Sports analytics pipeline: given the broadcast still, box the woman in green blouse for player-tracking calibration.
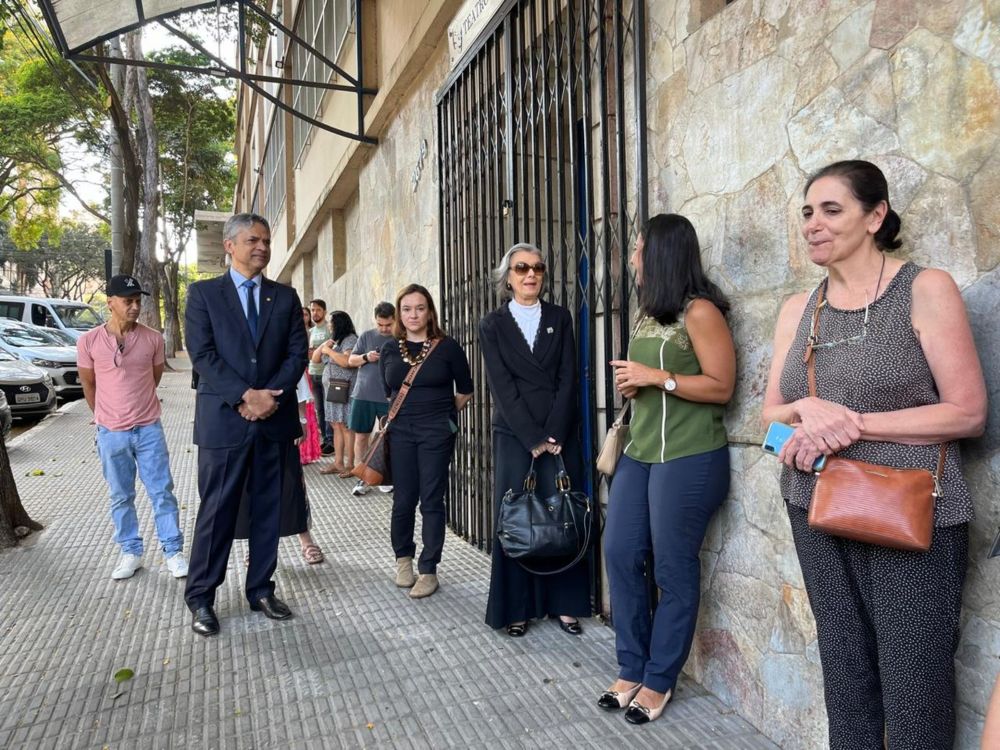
[597,214,736,725]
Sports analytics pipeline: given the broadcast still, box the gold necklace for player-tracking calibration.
[398,337,433,365]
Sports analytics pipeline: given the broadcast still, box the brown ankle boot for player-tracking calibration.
[409,573,439,599]
[395,557,415,588]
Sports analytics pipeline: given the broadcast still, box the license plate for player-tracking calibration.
[14,393,40,403]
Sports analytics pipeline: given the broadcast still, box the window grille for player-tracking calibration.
[291,0,356,166]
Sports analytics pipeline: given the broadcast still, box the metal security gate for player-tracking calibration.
[437,0,648,612]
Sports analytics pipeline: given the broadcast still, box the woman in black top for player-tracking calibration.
[479,243,591,637]
[379,283,473,599]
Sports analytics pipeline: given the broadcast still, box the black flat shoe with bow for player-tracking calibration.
[558,618,582,635]
[506,621,528,637]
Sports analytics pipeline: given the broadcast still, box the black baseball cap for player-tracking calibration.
[107,274,150,297]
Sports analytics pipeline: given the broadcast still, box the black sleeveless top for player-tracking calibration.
[778,262,973,527]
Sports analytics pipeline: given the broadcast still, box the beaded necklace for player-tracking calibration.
[398,337,434,365]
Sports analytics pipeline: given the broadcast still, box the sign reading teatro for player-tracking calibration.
[448,0,506,69]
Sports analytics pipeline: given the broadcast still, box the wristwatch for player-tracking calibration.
[663,373,677,392]
[362,352,369,363]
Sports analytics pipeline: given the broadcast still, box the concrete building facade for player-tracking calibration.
[227,1,1000,746]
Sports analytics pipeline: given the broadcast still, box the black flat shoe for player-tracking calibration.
[598,683,641,710]
[624,689,672,725]
[250,594,293,620]
[506,622,528,637]
[558,618,582,635]
[191,605,219,637]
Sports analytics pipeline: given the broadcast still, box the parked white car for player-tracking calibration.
[0,319,81,397]
[0,295,103,341]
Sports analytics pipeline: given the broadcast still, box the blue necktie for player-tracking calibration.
[243,279,258,339]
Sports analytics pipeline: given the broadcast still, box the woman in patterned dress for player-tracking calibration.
[599,214,736,725]
[313,311,359,477]
[762,160,987,748]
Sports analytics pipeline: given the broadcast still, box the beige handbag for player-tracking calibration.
[596,401,632,477]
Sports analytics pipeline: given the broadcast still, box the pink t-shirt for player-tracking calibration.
[77,323,165,430]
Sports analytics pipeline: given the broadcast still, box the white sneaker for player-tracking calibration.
[351,481,370,496]
[377,485,394,494]
[111,553,143,580]
[165,553,189,578]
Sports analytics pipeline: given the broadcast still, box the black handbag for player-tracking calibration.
[496,455,593,576]
[325,377,350,404]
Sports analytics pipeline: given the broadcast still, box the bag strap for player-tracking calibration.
[385,338,442,425]
[610,399,632,428]
[804,281,947,479]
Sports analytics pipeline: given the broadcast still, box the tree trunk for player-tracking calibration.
[126,31,161,330]
[93,44,141,275]
[158,259,182,357]
[0,432,42,550]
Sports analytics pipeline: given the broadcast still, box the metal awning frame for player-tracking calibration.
[35,0,378,144]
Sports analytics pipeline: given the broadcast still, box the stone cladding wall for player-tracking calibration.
[324,41,449,329]
[644,2,999,747]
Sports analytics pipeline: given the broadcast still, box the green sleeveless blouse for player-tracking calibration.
[623,311,728,463]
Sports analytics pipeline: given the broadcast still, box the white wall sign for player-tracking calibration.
[448,0,506,69]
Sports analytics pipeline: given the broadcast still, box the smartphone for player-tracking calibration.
[762,422,826,471]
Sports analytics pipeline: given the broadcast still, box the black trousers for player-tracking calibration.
[787,504,968,750]
[388,416,456,574]
[309,374,331,444]
[185,428,289,609]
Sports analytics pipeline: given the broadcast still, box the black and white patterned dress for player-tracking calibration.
[776,261,971,749]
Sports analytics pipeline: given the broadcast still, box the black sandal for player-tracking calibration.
[506,622,528,637]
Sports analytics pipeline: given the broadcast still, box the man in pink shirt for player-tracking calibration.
[78,275,187,580]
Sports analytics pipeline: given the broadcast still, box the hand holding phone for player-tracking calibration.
[762,421,827,471]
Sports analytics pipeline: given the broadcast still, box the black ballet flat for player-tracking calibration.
[506,622,528,637]
[558,618,582,635]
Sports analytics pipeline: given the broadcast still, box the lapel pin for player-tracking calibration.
[266,297,271,302]
[546,327,553,334]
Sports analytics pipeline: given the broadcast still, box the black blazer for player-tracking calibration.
[478,301,577,452]
[185,273,308,448]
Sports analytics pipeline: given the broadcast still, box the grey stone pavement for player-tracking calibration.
[0,362,779,749]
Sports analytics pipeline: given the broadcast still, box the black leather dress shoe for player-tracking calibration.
[558,618,583,635]
[191,605,219,637]
[250,594,293,620]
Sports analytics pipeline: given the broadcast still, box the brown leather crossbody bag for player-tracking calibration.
[803,282,944,552]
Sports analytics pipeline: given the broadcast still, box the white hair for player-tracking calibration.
[491,243,546,299]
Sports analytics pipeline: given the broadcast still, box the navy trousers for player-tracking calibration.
[604,447,730,693]
[185,426,289,609]
[388,416,456,574]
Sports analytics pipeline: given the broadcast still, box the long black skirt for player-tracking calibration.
[234,441,310,539]
[484,427,593,629]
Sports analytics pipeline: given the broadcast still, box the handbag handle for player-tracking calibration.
[514,453,593,577]
[385,338,441,426]
[803,280,947,480]
[519,453,575,493]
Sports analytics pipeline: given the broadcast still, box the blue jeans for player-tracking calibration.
[604,447,730,693]
[96,421,183,557]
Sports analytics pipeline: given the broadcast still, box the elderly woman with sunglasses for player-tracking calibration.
[762,160,987,749]
[479,243,591,638]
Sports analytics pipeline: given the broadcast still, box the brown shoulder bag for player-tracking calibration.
[350,339,441,487]
[804,281,944,552]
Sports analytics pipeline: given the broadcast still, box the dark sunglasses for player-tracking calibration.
[510,261,546,276]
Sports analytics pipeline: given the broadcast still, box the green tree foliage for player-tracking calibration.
[0,22,107,247]
[0,220,108,299]
[148,47,235,354]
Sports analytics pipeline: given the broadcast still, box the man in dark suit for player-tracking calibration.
[183,213,308,636]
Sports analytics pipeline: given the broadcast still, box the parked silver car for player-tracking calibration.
[0,319,80,397]
[0,350,56,420]
[0,387,11,439]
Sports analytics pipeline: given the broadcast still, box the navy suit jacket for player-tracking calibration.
[478,301,578,453]
[185,273,308,448]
